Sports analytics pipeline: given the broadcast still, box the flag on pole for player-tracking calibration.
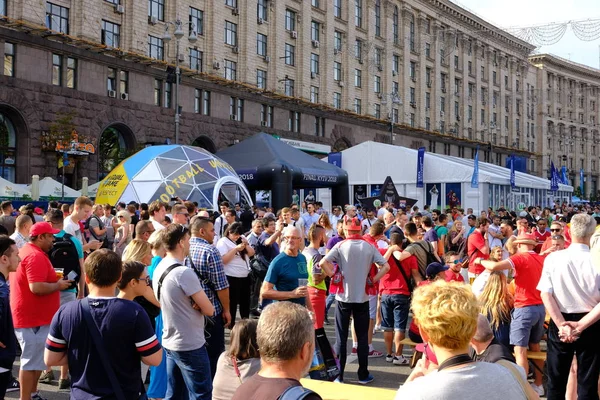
[550,161,559,192]
[471,147,479,188]
[416,147,425,188]
[561,166,568,185]
[580,168,585,195]
[509,155,515,189]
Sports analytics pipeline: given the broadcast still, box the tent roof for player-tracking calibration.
[216,133,347,188]
[0,177,31,197]
[27,177,81,198]
[340,141,572,191]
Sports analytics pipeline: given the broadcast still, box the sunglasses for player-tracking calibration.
[550,228,561,232]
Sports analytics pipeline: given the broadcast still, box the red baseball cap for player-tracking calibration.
[30,222,60,237]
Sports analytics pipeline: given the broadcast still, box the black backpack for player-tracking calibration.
[48,234,80,290]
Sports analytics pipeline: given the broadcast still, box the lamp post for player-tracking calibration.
[163,19,197,144]
[381,92,402,145]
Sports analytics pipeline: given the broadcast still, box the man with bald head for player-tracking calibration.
[470,314,515,364]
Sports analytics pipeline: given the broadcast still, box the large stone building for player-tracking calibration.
[529,54,600,198]
[0,0,592,193]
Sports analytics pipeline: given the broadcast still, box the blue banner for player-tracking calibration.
[328,152,342,168]
[550,161,559,192]
[580,168,584,194]
[509,155,515,189]
[416,147,425,188]
[471,147,479,189]
[561,166,568,185]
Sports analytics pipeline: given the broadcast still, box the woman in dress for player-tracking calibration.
[113,210,132,256]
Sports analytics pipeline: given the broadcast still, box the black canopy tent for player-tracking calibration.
[216,133,349,210]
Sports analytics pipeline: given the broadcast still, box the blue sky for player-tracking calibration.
[452,0,600,69]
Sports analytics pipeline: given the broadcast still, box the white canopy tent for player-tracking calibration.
[339,141,572,212]
[27,177,81,199]
[84,180,102,198]
[0,177,31,198]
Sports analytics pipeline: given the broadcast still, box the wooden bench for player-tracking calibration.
[399,338,418,347]
[301,378,397,400]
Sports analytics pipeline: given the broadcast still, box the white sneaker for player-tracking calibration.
[393,355,409,365]
[530,383,544,397]
[385,354,394,362]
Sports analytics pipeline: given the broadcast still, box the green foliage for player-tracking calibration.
[49,111,77,146]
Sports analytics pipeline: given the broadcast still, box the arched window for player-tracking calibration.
[393,7,399,44]
[98,125,132,181]
[0,113,17,182]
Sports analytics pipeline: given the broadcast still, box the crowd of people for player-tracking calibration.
[0,196,599,400]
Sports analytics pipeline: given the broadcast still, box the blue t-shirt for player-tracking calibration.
[46,298,161,400]
[258,232,280,262]
[264,252,308,306]
[54,230,84,293]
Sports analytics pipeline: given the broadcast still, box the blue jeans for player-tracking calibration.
[165,347,212,400]
[380,294,410,332]
[325,293,336,315]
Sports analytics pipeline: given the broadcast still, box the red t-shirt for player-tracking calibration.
[445,269,465,283]
[507,251,544,308]
[379,250,418,296]
[467,230,487,274]
[533,229,551,253]
[10,243,60,328]
[409,280,432,335]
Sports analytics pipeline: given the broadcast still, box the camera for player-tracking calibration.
[283,223,289,227]
[236,237,243,245]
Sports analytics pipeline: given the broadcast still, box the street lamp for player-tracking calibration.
[163,18,197,144]
[381,92,402,145]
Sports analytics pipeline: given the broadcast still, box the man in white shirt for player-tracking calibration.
[487,215,503,249]
[148,200,167,232]
[64,197,100,253]
[213,201,230,241]
[538,213,600,399]
[301,203,320,236]
[361,209,379,235]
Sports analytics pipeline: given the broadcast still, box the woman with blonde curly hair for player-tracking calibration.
[113,210,132,256]
[479,271,514,348]
[397,281,529,399]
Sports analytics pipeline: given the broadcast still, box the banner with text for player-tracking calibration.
[416,147,425,188]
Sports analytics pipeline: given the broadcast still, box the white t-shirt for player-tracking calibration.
[216,237,250,278]
[64,216,83,244]
[396,362,528,400]
[361,218,378,232]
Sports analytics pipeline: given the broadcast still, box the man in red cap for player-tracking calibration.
[319,215,390,385]
[10,222,73,400]
[476,232,546,397]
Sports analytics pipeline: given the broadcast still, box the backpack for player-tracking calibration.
[48,234,80,290]
[278,386,322,400]
[408,241,439,279]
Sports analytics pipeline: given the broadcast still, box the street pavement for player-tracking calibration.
[6,306,411,399]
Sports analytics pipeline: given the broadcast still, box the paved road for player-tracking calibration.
[6,307,410,399]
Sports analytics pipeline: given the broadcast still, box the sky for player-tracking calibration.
[451,0,600,69]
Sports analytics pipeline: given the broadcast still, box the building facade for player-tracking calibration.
[530,54,600,198]
[0,0,553,189]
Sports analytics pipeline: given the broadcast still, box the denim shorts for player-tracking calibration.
[380,294,411,332]
[510,304,546,347]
